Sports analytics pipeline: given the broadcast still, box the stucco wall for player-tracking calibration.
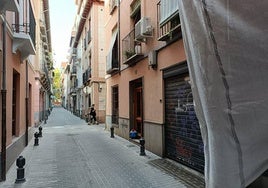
[105,0,187,159]
[144,121,164,157]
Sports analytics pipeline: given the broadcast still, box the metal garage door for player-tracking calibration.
[164,65,204,173]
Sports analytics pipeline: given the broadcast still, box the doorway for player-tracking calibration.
[130,78,143,138]
[12,71,20,137]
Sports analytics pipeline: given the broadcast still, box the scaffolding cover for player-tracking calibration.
[178,1,268,187]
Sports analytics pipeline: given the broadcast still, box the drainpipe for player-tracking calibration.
[25,61,29,146]
[118,0,121,75]
[1,13,7,181]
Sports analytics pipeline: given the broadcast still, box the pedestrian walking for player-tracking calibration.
[88,104,97,124]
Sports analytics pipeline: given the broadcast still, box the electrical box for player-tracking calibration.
[148,50,157,67]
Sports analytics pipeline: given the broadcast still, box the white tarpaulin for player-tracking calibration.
[178,1,268,187]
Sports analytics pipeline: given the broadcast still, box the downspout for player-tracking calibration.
[118,0,121,75]
[1,13,7,181]
[25,61,29,146]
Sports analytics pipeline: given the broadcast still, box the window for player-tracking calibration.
[107,28,119,74]
[130,0,141,25]
[157,0,181,41]
[159,0,179,25]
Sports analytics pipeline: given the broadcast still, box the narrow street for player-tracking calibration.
[0,107,204,188]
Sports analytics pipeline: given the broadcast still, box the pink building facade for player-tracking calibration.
[0,0,52,180]
[105,0,205,174]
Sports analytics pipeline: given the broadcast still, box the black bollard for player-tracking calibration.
[110,127,114,138]
[140,138,146,156]
[34,132,39,146]
[38,126,43,137]
[15,156,26,183]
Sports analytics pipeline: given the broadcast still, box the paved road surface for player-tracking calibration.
[0,107,204,188]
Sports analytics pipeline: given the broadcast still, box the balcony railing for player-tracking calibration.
[71,66,77,77]
[157,0,181,41]
[70,87,77,95]
[40,61,51,91]
[72,48,77,56]
[12,2,36,60]
[83,68,91,84]
[122,29,143,66]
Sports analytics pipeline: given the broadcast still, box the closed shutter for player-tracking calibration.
[164,69,204,173]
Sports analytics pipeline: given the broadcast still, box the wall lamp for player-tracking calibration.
[98,83,102,92]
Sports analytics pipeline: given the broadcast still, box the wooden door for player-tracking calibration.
[133,86,143,138]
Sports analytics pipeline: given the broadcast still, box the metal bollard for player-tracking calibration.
[110,127,114,138]
[140,138,146,156]
[38,126,43,137]
[34,132,39,146]
[15,156,26,183]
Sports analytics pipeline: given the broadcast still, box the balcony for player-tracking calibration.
[83,68,91,85]
[0,0,19,12]
[122,29,143,66]
[71,66,77,77]
[40,62,51,91]
[70,87,77,96]
[72,48,77,57]
[157,0,181,42]
[40,20,46,35]
[12,2,36,60]
[12,24,36,60]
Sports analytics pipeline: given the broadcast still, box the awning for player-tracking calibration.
[106,29,118,71]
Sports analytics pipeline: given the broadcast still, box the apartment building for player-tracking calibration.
[0,0,52,180]
[105,0,205,174]
[64,0,106,122]
[35,0,54,123]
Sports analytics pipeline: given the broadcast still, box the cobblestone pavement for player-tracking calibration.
[0,107,204,188]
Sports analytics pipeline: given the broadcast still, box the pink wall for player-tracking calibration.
[1,22,36,146]
[106,0,187,125]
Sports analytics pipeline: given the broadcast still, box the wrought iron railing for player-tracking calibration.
[122,29,142,63]
[71,66,77,75]
[12,7,36,47]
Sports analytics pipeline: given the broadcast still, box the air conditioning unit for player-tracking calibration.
[135,17,153,42]
[148,50,157,67]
